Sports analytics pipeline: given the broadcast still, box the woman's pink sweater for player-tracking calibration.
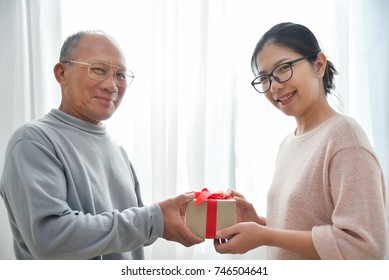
[266,114,387,259]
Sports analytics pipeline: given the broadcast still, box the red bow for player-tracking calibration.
[191,188,231,205]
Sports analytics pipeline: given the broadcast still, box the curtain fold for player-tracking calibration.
[348,0,389,189]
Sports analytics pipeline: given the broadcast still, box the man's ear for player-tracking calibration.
[314,52,327,78]
[53,62,67,85]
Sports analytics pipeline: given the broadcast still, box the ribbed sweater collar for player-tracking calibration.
[291,114,342,142]
[48,109,107,135]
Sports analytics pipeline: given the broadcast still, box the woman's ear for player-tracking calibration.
[314,52,327,78]
[53,62,68,85]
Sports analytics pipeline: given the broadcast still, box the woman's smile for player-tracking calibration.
[275,91,296,106]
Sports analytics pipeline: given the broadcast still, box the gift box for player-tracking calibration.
[185,188,236,238]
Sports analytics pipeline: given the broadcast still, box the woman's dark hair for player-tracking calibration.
[251,22,337,95]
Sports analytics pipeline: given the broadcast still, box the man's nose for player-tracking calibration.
[101,70,119,91]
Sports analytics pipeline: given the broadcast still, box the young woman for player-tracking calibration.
[214,22,387,259]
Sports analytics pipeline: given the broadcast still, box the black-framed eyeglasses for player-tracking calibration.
[251,53,317,94]
[63,60,135,87]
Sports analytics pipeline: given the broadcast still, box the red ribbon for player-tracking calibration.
[189,188,231,238]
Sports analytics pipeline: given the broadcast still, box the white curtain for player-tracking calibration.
[0,0,388,260]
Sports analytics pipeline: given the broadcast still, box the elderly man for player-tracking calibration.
[0,31,203,259]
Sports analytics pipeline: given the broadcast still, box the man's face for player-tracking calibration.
[58,34,127,125]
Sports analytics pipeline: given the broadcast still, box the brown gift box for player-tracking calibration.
[185,198,236,238]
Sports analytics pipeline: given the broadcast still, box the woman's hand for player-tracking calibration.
[214,221,321,259]
[226,189,266,225]
[214,222,266,254]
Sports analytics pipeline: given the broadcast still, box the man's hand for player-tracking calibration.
[158,193,204,247]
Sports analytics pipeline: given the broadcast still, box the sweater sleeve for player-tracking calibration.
[127,160,160,247]
[1,137,163,259]
[312,147,387,259]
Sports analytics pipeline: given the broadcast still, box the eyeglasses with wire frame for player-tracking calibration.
[251,53,317,94]
[63,60,135,87]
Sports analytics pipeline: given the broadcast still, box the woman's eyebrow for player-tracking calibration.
[257,57,292,75]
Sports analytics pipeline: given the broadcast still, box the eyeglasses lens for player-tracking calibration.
[88,62,133,87]
[252,63,293,93]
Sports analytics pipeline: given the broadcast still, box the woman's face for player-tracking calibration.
[255,43,326,118]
